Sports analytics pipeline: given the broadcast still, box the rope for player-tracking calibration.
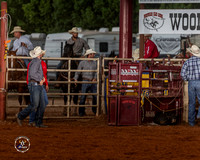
[143,96,183,112]
[60,72,68,80]
[151,82,184,106]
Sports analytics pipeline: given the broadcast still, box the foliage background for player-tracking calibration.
[1,0,200,34]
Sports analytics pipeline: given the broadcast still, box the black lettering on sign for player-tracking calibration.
[170,13,200,31]
[170,13,182,30]
[182,13,188,30]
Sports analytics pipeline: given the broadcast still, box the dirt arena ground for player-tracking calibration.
[1,115,200,160]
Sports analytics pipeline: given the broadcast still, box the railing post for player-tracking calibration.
[0,1,7,120]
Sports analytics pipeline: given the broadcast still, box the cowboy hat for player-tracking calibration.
[68,27,80,34]
[187,45,200,57]
[132,48,139,60]
[10,26,25,34]
[84,49,96,56]
[30,46,46,58]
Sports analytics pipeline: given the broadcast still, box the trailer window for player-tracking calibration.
[99,42,108,52]
[132,37,136,43]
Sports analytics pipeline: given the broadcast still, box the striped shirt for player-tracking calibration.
[67,37,89,56]
[74,60,97,81]
[181,56,200,81]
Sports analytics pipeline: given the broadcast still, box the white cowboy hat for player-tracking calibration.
[84,49,96,56]
[187,45,200,57]
[68,27,80,34]
[132,48,139,60]
[10,26,25,34]
[30,46,46,58]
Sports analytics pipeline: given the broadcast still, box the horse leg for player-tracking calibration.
[63,95,67,116]
[71,85,79,116]
[18,95,23,112]
[63,85,68,116]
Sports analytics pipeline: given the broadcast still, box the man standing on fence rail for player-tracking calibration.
[56,27,90,79]
[16,46,47,128]
[74,49,97,116]
[181,45,200,126]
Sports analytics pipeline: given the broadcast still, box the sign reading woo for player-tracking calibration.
[139,9,200,34]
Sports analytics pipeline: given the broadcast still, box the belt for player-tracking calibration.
[30,80,40,84]
[82,78,92,81]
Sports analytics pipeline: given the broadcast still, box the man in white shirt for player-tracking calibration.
[10,26,34,67]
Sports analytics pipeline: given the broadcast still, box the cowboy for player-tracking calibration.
[74,49,97,116]
[26,49,49,126]
[10,26,34,67]
[67,27,90,57]
[144,34,159,58]
[16,46,47,128]
[56,27,90,79]
[181,45,200,126]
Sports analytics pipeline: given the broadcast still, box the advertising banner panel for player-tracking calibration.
[139,9,200,34]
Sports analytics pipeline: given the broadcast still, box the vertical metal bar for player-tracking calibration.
[0,1,7,120]
[102,57,105,114]
[96,58,100,116]
[5,55,8,115]
[67,59,71,118]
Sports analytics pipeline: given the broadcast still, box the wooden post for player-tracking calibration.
[0,1,7,120]
[119,0,133,58]
[139,4,145,58]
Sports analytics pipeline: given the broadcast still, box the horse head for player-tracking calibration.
[63,42,74,58]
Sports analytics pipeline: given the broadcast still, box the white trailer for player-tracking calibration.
[44,27,138,80]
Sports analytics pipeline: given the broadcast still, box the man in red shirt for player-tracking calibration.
[144,34,159,58]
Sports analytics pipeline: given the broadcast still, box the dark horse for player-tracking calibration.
[56,42,80,115]
[7,51,30,108]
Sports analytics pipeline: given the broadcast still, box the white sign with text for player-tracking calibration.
[139,9,200,34]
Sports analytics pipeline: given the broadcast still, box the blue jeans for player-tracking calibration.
[188,80,200,126]
[29,86,48,123]
[18,82,45,126]
[79,81,97,115]
[23,59,30,67]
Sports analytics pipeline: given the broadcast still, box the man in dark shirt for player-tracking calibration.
[16,46,47,128]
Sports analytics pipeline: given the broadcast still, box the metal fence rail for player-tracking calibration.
[6,56,100,118]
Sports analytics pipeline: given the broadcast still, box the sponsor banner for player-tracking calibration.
[151,34,181,55]
[139,0,200,3]
[139,9,200,34]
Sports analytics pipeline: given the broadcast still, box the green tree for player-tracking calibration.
[22,0,54,33]
[51,0,74,33]
[72,0,120,30]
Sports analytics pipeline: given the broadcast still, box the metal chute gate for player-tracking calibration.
[104,57,187,125]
